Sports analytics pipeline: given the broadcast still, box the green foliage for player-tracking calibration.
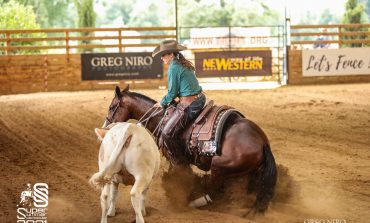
[365,0,370,21]
[96,0,172,45]
[319,9,341,24]
[298,9,341,25]
[342,0,368,47]
[129,3,163,27]
[96,0,172,28]
[0,0,10,4]
[73,0,96,52]
[175,0,282,41]
[358,0,370,21]
[179,0,281,27]
[0,0,46,54]
[96,0,136,26]
[73,0,96,28]
[97,0,281,28]
[16,0,75,28]
[0,0,40,29]
[343,0,367,23]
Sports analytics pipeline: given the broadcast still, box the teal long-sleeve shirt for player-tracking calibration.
[160,60,202,107]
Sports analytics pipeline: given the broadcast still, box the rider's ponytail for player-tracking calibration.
[174,52,195,71]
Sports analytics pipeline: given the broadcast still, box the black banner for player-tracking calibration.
[81,52,163,80]
[194,50,272,77]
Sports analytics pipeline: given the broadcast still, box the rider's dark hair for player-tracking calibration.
[173,52,195,71]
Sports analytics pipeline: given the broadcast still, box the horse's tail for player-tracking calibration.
[89,172,108,190]
[248,143,277,213]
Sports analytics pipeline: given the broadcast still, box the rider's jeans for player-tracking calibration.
[160,94,206,162]
[187,94,206,121]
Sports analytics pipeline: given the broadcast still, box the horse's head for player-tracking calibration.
[102,85,131,128]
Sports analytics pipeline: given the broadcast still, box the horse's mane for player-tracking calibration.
[125,91,157,104]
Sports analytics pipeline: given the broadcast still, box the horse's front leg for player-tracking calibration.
[162,164,196,208]
[188,168,224,208]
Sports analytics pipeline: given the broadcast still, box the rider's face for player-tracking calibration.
[161,53,173,65]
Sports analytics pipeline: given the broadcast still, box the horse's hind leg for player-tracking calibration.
[130,176,150,223]
[100,185,110,223]
[140,187,149,216]
[107,182,119,216]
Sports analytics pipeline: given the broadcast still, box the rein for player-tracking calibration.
[105,102,120,123]
[105,95,169,147]
[138,106,167,140]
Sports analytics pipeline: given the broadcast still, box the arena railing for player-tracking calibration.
[290,23,370,50]
[0,27,177,55]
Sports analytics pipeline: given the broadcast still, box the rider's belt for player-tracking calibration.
[179,92,203,105]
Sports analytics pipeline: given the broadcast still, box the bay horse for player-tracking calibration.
[90,122,160,223]
[103,85,277,213]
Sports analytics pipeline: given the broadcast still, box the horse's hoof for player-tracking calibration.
[189,194,212,208]
[107,208,115,217]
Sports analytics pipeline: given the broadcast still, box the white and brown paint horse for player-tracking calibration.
[89,122,160,223]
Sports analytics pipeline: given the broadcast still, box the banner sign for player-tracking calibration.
[194,50,272,77]
[302,48,370,76]
[81,52,163,80]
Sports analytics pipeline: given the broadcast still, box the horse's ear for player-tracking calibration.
[123,85,130,92]
[115,86,122,97]
[95,128,108,141]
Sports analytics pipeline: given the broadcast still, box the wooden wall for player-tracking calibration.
[2,51,370,95]
[287,50,370,85]
[0,54,166,95]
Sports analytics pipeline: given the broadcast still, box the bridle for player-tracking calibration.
[104,93,179,164]
[105,99,121,124]
[105,96,167,140]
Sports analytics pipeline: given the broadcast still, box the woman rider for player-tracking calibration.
[152,40,206,159]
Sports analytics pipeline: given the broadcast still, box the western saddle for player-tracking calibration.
[182,100,244,157]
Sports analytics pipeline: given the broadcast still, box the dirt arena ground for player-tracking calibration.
[0,83,369,223]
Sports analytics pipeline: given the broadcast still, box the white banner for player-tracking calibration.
[302,48,370,76]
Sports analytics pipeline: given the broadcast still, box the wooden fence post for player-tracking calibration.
[5,33,10,55]
[65,31,70,62]
[338,25,342,48]
[118,30,122,53]
[43,55,48,92]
